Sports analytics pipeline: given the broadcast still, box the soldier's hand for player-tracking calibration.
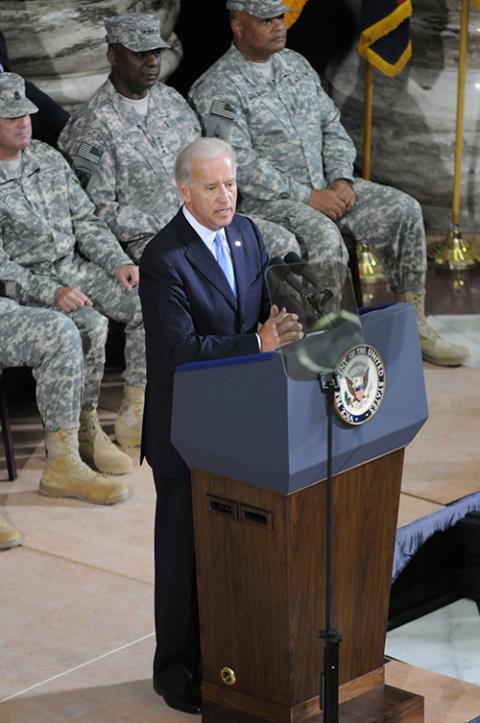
[54,287,92,312]
[308,188,347,220]
[330,180,356,214]
[258,305,303,352]
[115,264,139,291]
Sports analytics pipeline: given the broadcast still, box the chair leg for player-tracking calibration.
[342,233,364,308]
[0,373,17,481]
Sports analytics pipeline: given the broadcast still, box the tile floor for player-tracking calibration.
[386,599,480,686]
[0,378,189,722]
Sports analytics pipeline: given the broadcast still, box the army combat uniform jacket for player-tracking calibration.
[189,45,356,208]
[58,80,201,262]
[0,140,131,306]
[189,45,426,295]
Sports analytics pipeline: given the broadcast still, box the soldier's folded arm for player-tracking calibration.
[0,239,61,306]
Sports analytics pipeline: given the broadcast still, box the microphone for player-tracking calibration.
[268,256,305,296]
[283,252,334,307]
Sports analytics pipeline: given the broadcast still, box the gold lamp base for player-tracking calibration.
[427,226,480,270]
[357,243,385,283]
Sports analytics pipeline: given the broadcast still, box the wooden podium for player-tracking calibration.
[172,304,427,722]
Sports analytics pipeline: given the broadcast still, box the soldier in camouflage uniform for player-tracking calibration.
[58,12,298,264]
[0,298,104,547]
[188,0,468,367]
[0,73,146,506]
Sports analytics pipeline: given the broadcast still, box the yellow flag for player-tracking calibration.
[283,0,309,29]
[473,0,480,9]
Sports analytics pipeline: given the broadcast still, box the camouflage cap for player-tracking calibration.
[0,73,38,118]
[226,0,292,18]
[104,12,171,52]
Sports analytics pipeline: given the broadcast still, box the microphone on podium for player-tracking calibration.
[283,252,333,301]
[268,256,305,296]
[282,252,334,308]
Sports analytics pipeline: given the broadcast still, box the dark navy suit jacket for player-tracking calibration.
[139,208,270,479]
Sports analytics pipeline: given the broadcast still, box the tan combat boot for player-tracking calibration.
[114,385,144,447]
[0,514,22,550]
[39,427,129,505]
[397,291,469,367]
[79,407,132,475]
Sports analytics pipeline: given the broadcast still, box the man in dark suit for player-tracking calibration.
[139,137,302,714]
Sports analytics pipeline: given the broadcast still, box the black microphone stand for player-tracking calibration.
[318,372,342,723]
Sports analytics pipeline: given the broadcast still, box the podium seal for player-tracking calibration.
[334,344,386,425]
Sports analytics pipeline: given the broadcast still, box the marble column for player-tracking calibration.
[325,0,480,232]
[1,0,181,109]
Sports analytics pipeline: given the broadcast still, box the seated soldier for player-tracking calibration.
[0,298,129,551]
[58,12,298,263]
[0,73,146,453]
[189,0,469,367]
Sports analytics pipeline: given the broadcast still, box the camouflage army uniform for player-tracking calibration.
[58,80,200,263]
[0,141,146,404]
[242,214,299,260]
[189,45,426,293]
[0,298,89,431]
[58,79,298,263]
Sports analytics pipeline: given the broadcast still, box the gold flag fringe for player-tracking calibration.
[358,1,412,77]
[283,0,309,29]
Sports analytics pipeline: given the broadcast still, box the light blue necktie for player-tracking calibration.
[213,231,237,298]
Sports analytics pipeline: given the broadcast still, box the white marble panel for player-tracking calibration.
[386,598,480,685]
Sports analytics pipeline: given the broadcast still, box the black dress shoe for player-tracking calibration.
[153,677,201,715]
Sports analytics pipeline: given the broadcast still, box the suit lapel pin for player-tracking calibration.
[234,240,242,247]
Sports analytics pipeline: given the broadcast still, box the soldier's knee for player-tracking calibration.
[306,222,345,258]
[282,228,301,255]
[51,315,83,355]
[128,290,144,324]
[392,189,424,225]
[75,306,109,343]
[409,197,424,224]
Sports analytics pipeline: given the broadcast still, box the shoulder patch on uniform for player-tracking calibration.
[77,142,102,165]
[71,142,103,190]
[210,100,236,120]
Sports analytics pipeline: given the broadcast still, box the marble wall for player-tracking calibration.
[326,0,480,232]
[0,0,181,108]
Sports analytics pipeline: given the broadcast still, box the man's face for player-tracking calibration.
[231,12,287,62]
[0,115,32,160]
[108,44,161,99]
[179,155,238,231]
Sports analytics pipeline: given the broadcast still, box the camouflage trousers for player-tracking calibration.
[57,254,146,405]
[246,215,299,261]
[242,178,427,293]
[0,299,83,431]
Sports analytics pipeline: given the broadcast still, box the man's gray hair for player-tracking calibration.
[175,137,237,184]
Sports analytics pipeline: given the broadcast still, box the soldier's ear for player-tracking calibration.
[230,17,243,40]
[107,46,117,67]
